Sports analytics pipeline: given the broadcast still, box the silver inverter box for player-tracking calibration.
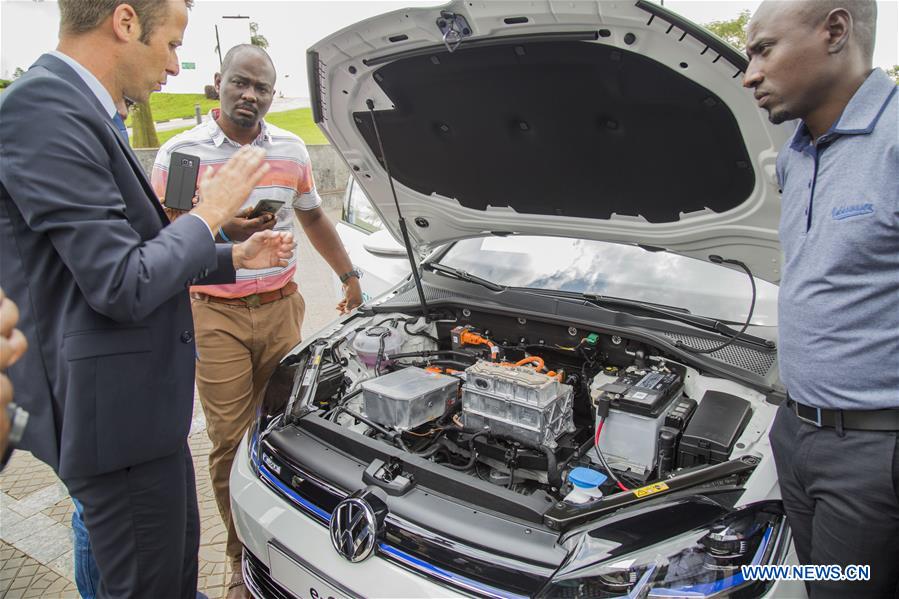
[361,367,459,431]
[461,361,574,449]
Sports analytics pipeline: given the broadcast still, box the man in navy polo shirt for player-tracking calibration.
[745,1,898,596]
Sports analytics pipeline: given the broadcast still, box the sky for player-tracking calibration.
[1,0,896,97]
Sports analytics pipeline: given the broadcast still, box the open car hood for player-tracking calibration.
[308,0,791,282]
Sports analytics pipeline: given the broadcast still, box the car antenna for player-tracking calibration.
[366,98,431,320]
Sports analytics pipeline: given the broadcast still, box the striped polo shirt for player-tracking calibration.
[151,109,321,298]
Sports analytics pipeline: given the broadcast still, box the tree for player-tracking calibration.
[130,101,159,148]
[704,10,751,52]
[887,65,899,85]
[249,22,269,49]
[12,67,25,79]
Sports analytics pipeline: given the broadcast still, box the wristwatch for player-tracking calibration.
[339,268,362,284]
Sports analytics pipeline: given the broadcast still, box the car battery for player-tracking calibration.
[678,391,752,467]
[361,367,459,431]
[461,360,575,449]
[592,369,683,474]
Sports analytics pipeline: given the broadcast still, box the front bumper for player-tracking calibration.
[230,436,464,598]
[231,434,806,599]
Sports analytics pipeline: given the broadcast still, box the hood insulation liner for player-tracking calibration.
[354,40,754,224]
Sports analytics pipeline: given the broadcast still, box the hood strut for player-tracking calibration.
[366,99,430,319]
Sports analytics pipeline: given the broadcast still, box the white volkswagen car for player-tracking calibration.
[333,176,410,302]
[231,2,806,597]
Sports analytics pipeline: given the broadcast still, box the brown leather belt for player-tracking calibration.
[190,281,297,308]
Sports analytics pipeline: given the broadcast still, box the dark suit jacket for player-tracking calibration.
[0,54,235,479]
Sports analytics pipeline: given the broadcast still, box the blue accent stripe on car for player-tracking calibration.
[379,543,529,599]
[259,465,332,522]
[249,431,260,471]
[255,437,528,598]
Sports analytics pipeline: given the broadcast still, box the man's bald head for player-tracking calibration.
[221,44,276,83]
[745,0,878,137]
[750,0,876,63]
[798,0,876,61]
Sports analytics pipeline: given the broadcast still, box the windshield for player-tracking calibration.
[436,236,778,326]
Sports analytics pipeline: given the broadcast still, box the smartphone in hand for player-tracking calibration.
[163,152,200,211]
[247,199,285,219]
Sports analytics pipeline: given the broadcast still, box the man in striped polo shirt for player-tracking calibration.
[152,45,361,598]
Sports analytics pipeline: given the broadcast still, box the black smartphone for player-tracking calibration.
[247,199,285,219]
[163,152,200,211]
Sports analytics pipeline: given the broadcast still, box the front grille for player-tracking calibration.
[257,435,548,598]
[243,548,297,599]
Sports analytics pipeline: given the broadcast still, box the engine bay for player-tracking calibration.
[276,306,769,507]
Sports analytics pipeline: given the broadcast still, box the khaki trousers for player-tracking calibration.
[191,291,304,568]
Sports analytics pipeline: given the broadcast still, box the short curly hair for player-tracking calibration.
[59,1,194,44]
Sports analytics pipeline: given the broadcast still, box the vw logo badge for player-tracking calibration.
[330,497,377,562]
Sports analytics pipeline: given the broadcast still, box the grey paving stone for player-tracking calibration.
[0,502,25,534]
[1,490,25,517]
[13,481,68,518]
[1,513,56,545]
[47,548,76,583]
[12,521,73,563]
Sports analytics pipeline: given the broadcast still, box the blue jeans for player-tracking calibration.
[71,498,100,599]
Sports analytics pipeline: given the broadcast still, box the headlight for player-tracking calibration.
[538,501,789,598]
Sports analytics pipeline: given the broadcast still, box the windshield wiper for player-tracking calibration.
[424,263,504,292]
[523,289,774,349]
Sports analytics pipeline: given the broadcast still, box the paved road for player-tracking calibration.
[0,205,344,598]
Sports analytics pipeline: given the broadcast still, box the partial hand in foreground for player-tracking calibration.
[233,230,295,270]
[0,288,27,369]
[1,287,27,457]
[192,146,269,231]
[221,207,277,242]
[337,277,363,314]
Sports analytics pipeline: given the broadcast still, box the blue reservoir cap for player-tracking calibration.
[569,467,608,489]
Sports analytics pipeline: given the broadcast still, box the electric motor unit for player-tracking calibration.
[461,360,575,449]
[361,367,459,431]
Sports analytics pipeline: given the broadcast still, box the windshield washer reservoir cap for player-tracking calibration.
[569,467,607,489]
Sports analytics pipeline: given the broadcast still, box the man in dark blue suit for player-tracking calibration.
[0,1,294,596]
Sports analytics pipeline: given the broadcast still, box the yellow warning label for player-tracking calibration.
[633,482,669,498]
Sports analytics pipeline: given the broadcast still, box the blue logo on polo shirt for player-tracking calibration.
[831,203,874,220]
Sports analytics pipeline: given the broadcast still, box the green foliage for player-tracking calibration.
[124,93,220,127]
[12,67,25,79]
[0,79,12,89]
[157,108,327,147]
[705,10,751,51]
[887,65,899,85]
[157,125,194,146]
[250,22,269,49]
[264,108,327,144]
